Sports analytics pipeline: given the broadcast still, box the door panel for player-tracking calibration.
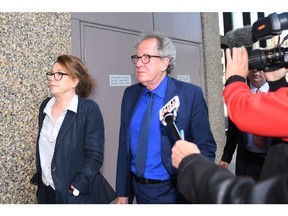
[72,12,153,33]
[173,42,204,89]
[83,24,138,188]
[154,12,202,43]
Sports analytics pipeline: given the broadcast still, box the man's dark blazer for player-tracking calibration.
[34,97,115,204]
[221,117,267,180]
[116,76,216,198]
[221,117,247,176]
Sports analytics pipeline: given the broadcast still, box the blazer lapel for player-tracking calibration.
[161,77,178,174]
[164,77,177,103]
[54,110,76,152]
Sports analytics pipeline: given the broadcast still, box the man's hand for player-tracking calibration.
[218,160,229,169]
[116,196,128,204]
[225,47,249,80]
[265,67,288,82]
[171,140,200,169]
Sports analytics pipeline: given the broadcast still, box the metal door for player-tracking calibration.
[76,21,204,190]
[82,24,139,189]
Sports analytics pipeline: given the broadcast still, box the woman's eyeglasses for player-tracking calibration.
[46,72,69,81]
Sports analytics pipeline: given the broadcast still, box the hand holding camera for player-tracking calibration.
[225,47,249,80]
[226,12,288,73]
[265,67,288,82]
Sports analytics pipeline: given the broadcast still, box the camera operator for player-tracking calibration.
[171,140,288,204]
[170,47,288,203]
[224,47,288,181]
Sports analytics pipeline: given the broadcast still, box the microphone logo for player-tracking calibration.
[159,95,182,140]
[159,95,180,126]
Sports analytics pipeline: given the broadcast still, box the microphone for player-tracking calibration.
[159,96,182,140]
[225,25,254,48]
[163,112,182,140]
[225,12,288,48]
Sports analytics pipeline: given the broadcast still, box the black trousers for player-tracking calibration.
[131,175,187,204]
[37,181,56,204]
[239,150,266,181]
[260,140,288,181]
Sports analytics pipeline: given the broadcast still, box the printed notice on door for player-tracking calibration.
[109,75,131,86]
[177,75,191,83]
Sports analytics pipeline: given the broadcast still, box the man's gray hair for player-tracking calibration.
[134,31,176,74]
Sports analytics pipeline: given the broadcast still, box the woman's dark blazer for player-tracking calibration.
[34,97,114,204]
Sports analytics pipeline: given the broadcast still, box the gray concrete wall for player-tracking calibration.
[201,13,225,163]
[0,12,71,204]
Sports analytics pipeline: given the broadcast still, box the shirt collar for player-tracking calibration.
[250,82,269,93]
[69,94,79,113]
[144,76,168,98]
[44,94,78,114]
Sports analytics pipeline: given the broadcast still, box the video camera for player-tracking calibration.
[249,12,288,72]
[225,12,288,72]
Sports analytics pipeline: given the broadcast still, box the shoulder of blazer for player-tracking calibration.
[125,83,144,94]
[122,83,144,102]
[77,97,101,114]
[39,97,51,112]
[36,97,50,141]
[38,97,51,123]
[169,76,200,90]
[166,76,199,98]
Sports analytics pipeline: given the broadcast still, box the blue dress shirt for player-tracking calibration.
[130,76,170,180]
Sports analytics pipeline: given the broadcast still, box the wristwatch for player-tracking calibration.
[69,186,80,196]
[73,188,80,196]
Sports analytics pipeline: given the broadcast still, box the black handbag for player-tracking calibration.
[30,171,39,186]
[93,172,116,204]
[30,170,116,204]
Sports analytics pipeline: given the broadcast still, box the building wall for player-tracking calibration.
[0,12,71,204]
[0,12,224,204]
[201,13,225,162]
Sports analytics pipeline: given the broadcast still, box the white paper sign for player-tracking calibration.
[177,75,191,83]
[109,75,131,86]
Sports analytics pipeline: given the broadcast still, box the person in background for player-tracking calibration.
[171,140,288,204]
[219,69,272,181]
[115,31,216,204]
[224,47,288,181]
[32,54,115,204]
[170,47,288,204]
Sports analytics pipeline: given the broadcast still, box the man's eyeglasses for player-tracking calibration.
[131,54,162,64]
[46,72,69,81]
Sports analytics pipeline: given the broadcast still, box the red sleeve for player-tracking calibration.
[223,81,288,141]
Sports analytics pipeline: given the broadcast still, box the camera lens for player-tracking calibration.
[248,48,288,72]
